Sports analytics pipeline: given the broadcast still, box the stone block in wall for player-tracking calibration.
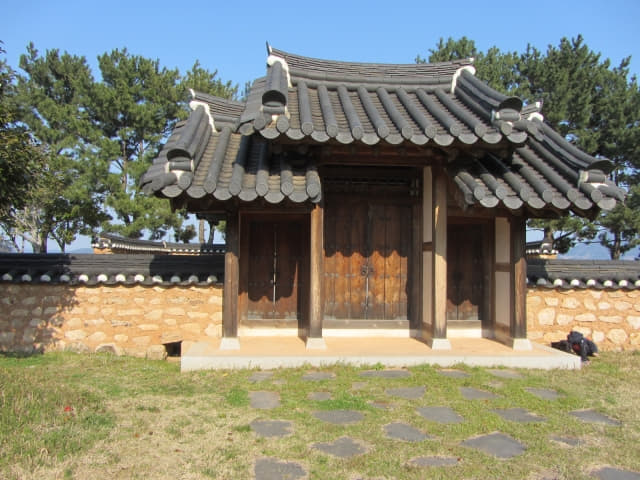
[598,302,611,310]
[132,336,151,346]
[65,329,87,341]
[584,298,596,310]
[545,297,559,306]
[96,343,123,356]
[607,329,628,345]
[138,324,160,331]
[144,310,163,321]
[557,314,573,326]
[593,331,605,343]
[538,308,556,326]
[205,323,221,337]
[572,326,592,337]
[631,333,640,345]
[615,301,632,311]
[146,345,167,361]
[575,313,596,322]
[627,316,640,329]
[182,323,201,335]
[88,332,107,343]
[600,316,623,324]
[161,331,182,344]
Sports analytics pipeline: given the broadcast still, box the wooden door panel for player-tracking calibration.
[447,224,484,321]
[247,220,305,322]
[324,200,410,321]
[248,222,275,319]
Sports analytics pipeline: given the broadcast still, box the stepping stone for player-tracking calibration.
[487,369,524,379]
[550,435,582,447]
[438,369,470,378]
[460,387,499,400]
[492,408,546,423]
[461,432,526,459]
[386,386,425,399]
[416,406,464,424]
[249,371,274,382]
[384,422,431,442]
[313,410,364,425]
[526,387,561,400]
[593,467,640,479]
[369,401,393,410]
[360,369,410,378]
[409,456,460,467]
[302,371,335,381]
[569,409,621,426]
[351,382,368,390]
[249,391,280,409]
[308,391,332,401]
[254,457,306,480]
[312,436,368,458]
[250,419,293,438]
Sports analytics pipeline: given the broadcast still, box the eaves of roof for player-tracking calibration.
[140,46,625,215]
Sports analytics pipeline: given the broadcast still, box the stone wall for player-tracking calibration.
[0,283,223,358]
[3,282,640,357]
[527,287,640,350]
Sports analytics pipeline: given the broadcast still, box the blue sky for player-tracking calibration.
[3,0,639,87]
[2,0,639,257]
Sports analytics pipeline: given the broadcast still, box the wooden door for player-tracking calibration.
[446,224,484,320]
[324,201,410,321]
[247,219,306,323]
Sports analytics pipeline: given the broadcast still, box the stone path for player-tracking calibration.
[249,368,634,479]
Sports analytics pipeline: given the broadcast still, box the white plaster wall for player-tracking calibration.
[495,217,510,263]
[495,271,511,326]
[422,167,432,242]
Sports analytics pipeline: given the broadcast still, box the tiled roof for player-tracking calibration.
[93,233,224,255]
[140,45,624,214]
[527,259,640,289]
[0,254,224,286]
[2,254,638,290]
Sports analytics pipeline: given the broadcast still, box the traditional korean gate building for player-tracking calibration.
[141,46,624,351]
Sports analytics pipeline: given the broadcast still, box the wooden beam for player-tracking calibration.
[431,167,450,348]
[307,202,325,348]
[222,209,239,346]
[410,201,422,331]
[511,216,527,340]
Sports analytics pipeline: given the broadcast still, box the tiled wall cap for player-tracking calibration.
[78,274,89,283]
[553,278,564,287]
[40,274,52,282]
[207,275,217,284]
[570,279,581,287]
[536,278,548,286]
[619,279,629,287]
[152,275,163,284]
[21,274,32,282]
[97,273,108,283]
[115,273,126,283]
[170,275,181,284]
[587,279,597,286]
[188,275,199,284]
[134,274,145,283]
[603,280,614,288]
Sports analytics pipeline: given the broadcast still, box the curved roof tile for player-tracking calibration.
[141,46,625,214]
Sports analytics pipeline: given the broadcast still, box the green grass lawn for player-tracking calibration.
[1,351,639,479]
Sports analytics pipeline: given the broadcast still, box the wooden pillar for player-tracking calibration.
[431,167,451,349]
[307,202,326,349]
[510,216,531,350]
[221,209,240,349]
